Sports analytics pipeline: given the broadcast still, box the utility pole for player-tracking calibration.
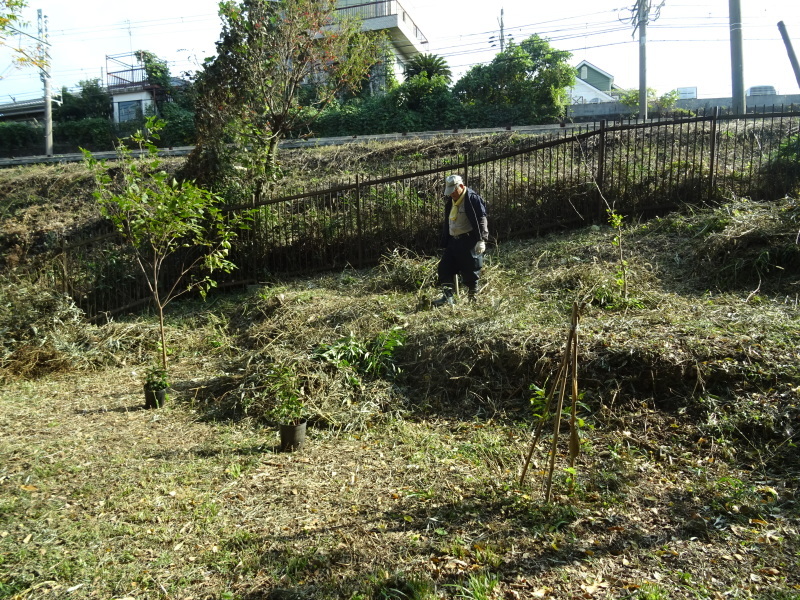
[778,21,800,90]
[490,9,505,52]
[629,1,663,121]
[499,9,505,52]
[729,0,746,114]
[637,1,648,120]
[37,9,53,157]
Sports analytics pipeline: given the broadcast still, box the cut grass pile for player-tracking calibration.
[1,196,799,599]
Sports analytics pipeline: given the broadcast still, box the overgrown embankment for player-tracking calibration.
[2,195,799,436]
[1,194,799,599]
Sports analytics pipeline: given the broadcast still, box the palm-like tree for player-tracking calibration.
[404,53,452,84]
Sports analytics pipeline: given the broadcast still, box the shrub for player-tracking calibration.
[159,102,196,147]
[54,117,115,151]
[0,121,42,156]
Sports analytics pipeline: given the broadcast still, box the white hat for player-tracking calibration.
[444,174,463,195]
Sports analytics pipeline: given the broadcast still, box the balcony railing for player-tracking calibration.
[336,0,428,46]
[107,67,149,91]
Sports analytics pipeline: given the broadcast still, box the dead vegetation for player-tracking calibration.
[1,191,799,599]
[2,127,800,599]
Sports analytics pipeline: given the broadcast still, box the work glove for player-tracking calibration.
[473,241,486,255]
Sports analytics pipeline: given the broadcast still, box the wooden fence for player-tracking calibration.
[47,108,800,319]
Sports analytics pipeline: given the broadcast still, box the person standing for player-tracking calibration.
[432,174,489,306]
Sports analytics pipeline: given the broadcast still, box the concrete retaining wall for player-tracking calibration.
[567,94,800,120]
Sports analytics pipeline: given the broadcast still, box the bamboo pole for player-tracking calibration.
[519,302,582,502]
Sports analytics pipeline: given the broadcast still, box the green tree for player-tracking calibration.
[134,50,170,90]
[653,89,679,113]
[453,35,574,126]
[187,0,384,190]
[390,73,462,130]
[54,79,112,121]
[619,87,679,115]
[125,51,196,146]
[404,53,452,84]
[83,117,248,374]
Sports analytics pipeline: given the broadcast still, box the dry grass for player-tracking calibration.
[1,197,800,599]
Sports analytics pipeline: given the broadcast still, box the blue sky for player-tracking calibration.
[1,0,799,104]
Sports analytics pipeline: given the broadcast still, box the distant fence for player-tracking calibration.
[45,108,800,319]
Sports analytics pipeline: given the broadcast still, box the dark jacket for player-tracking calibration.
[440,187,489,247]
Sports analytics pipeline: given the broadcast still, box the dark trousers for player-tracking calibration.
[437,237,483,291]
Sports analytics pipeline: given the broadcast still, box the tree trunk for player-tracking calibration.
[266,136,280,176]
[158,303,168,371]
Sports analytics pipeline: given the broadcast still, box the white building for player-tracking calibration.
[336,0,428,82]
[106,53,158,124]
[569,60,619,105]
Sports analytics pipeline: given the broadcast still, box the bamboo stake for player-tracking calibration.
[519,302,582,501]
[569,304,581,468]
[544,322,574,503]
[519,338,569,485]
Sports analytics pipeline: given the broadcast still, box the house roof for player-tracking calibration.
[0,98,45,119]
[575,59,615,82]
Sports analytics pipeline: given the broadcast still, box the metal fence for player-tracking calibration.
[227,107,800,275]
[49,108,800,318]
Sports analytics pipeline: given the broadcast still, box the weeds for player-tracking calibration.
[1,195,800,599]
[314,327,405,379]
[446,572,499,600]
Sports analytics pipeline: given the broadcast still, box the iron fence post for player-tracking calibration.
[355,175,363,267]
[597,120,606,219]
[708,107,720,201]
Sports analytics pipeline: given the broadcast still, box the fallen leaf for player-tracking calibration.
[757,486,779,498]
[20,485,38,492]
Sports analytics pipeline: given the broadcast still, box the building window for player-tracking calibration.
[580,66,588,80]
[118,100,143,123]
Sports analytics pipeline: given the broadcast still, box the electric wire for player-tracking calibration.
[2,2,799,102]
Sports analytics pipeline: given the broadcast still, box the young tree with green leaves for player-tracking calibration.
[187,0,384,191]
[453,35,574,126]
[83,117,249,375]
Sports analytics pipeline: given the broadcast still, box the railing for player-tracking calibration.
[336,0,428,45]
[44,108,800,318]
[107,67,148,91]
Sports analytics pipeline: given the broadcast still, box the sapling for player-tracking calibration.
[607,207,629,301]
[83,116,250,375]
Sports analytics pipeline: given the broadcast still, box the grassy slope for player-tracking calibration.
[1,187,800,598]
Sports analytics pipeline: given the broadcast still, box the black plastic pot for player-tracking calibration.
[144,387,168,409]
[279,421,307,452]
